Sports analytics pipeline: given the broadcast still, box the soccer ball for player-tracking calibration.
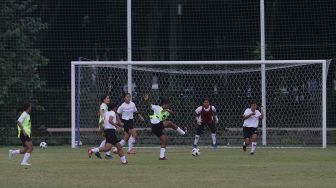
[192,148,200,157]
[39,142,47,149]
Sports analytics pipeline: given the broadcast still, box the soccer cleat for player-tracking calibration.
[88,148,93,158]
[20,162,31,166]
[192,144,198,149]
[105,154,113,159]
[8,150,13,160]
[159,157,167,160]
[250,152,255,155]
[94,152,102,159]
[127,148,136,154]
[242,145,247,152]
[121,161,128,165]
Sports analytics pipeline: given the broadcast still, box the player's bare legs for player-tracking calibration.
[163,121,186,135]
[243,138,250,152]
[250,134,258,155]
[90,142,127,164]
[159,134,168,160]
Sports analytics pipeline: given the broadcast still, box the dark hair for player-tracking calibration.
[203,98,210,103]
[23,103,31,111]
[124,93,131,98]
[100,95,109,103]
[161,98,169,105]
[250,100,258,105]
[108,102,118,111]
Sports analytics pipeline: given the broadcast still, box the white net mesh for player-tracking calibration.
[75,62,324,146]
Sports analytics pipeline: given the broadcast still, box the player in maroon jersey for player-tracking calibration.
[192,99,219,149]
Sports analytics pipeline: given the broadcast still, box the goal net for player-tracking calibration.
[71,60,328,148]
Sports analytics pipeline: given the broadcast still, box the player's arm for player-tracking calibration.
[212,106,219,124]
[133,105,145,121]
[259,106,264,120]
[143,94,154,110]
[17,121,27,136]
[242,113,255,120]
[163,109,176,115]
[242,110,256,120]
[17,114,27,135]
[195,107,202,125]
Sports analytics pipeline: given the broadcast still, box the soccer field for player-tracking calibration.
[1,146,336,188]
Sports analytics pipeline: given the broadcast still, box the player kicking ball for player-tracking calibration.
[114,93,144,154]
[88,103,128,165]
[98,95,113,159]
[8,103,34,166]
[193,99,219,150]
[144,94,187,160]
[242,100,264,155]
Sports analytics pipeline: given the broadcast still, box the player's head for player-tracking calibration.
[107,102,118,111]
[23,102,32,113]
[124,93,131,103]
[161,98,170,109]
[202,98,210,108]
[250,100,258,111]
[101,95,110,104]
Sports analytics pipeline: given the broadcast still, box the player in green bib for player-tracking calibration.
[8,103,34,166]
[144,94,187,160]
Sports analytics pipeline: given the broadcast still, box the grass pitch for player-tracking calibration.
[1,146,336,188]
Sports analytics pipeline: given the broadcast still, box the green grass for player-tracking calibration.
[1,146,336,188]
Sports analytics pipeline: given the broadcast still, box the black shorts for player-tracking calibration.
[122,119,134,133]
[243,127,258,139]
[19,133,31,147]
[196,122,216,135]
[104,129,119,145]
[151,122,165,138]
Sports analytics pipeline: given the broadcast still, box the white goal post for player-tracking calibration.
[71,60,328,148]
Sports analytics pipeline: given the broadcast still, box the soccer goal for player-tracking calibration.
[71,60,329,148]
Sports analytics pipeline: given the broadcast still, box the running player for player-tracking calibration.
[88,103,128,164]
[8,103,34,166]
[144,94,187,160]
[193,99,219,149]
[98,95,113,159]
[115,93,144,154]
[242,100,264,155]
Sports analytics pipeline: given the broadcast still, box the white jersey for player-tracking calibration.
[117,102,137,120]
[243,108,261,128]
[195,106,216,114]
[150,105,170,124]
[17,111,28,124]
[104,111,117,129]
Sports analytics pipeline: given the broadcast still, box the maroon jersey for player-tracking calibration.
[201,106,214,125]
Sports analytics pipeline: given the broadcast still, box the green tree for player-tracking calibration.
[0,0,47,122]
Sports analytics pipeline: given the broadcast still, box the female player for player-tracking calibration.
[88,103,128,164]
[242,100,264,155]
[115,93,144,154]
[193,99,219,149]
[144,94,187,160]
[8,103,34,166]
[98,95,113,159]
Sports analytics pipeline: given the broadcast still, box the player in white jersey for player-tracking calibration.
[114,93,144,154]
[8,103,34,166]
[144,94,187,160]
[88,103,128,165]
[98,95,113,159]
[242,100,264,155]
